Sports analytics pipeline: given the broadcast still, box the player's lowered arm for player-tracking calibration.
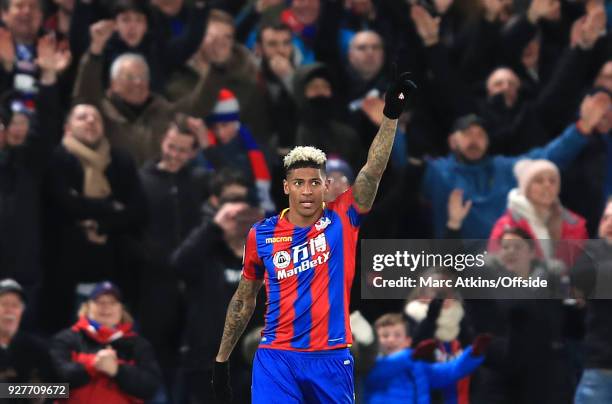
[353,72,416,212]
[215,276,264,362]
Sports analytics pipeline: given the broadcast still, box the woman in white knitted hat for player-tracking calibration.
[489,158,588,268]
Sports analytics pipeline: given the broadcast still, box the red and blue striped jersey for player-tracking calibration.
[242,188,366,351]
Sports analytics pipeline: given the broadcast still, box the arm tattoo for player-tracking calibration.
[354,117,398,211]
[216,277,263,362]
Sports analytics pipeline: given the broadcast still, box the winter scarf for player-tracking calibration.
[72,316,135,345]
[280,8,317,42]
[62,136,111,198]
[207,125,275,214]
[507,188,561,259]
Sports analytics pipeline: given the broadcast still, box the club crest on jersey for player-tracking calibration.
[315,216,331,231]
[273,251,291,269]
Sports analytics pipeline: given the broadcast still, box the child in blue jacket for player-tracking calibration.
[363,313,489,404]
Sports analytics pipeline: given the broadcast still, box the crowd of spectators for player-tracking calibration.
[0,0,611,402]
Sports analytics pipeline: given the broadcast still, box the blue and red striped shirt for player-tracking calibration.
[242,188,365,351]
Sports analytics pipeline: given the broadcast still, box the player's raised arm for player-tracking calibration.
[353,72,416,212]
[213,276,263,400]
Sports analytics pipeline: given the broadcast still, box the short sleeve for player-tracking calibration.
[328,187,366,229]
[242,227,265,280]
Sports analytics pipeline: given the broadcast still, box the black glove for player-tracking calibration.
[383,71,417,119]
[212,361,232,403]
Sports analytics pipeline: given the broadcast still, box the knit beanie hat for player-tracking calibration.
[206,88,240,124]
[513,159,560,196]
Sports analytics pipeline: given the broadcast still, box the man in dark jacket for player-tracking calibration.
[172,196,263,403]
[0,278,57,399]
[293,62,365,170]
[45,103,147,332]
[138,113,209,393]
[254,22,299,155]
[572,198,612,404]
[0,45,68,330]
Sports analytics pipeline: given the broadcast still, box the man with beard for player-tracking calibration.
[293,62,365,170]
[255,22,299,155]
[419,89,611,239]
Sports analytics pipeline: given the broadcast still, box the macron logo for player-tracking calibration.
[266,236,292,244]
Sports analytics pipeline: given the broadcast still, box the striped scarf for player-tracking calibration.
[207,125,276,215]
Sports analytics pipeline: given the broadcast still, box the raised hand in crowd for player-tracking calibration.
[186,116,209,149]
[577,91,612,135]
[361,96,385,126]
[410,4,440,47]
[481,0,512,23]
[256,0,284,13]
[36,34,72,84]
[527,0,561,25]
[0,27,15,72]
[269,54,294,80]
[214,202,253,238]
[433,0,454,15]
[89,20,116,56]
[447,188,472,231]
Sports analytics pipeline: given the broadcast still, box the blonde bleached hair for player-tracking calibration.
[283,146,327,171]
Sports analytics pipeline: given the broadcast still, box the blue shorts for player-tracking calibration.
[252,347,355,404]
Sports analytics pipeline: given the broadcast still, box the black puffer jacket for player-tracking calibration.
[50,317,161,403]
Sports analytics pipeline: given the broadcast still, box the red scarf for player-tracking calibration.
[72,316,136,345]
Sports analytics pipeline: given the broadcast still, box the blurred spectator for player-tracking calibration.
[201,88,276,215]
[0,279,57,386]
[44,0,74,38]
[469,228,578,404]
[341,30,388,145]
[172,199,263,403]
[254,22,299,154]
[293,62,365,170]
[72,46,212,166]
[0,39,67,328]
[404,290,474,404]
[561,84,612,236]
[410,2,606,155]
[338,0,391,58]
[45,102,146,330]
[69,0,207,91]
[573,198,612,403]
[201,167,251,223]
[138,112,209,395]
[165,9,271,143]
[420,90,610,238]
[3,1,75,105]
[489,159,588,268]
[50,281,162,403]
[325,157,353,202]
[362,313,486,404]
